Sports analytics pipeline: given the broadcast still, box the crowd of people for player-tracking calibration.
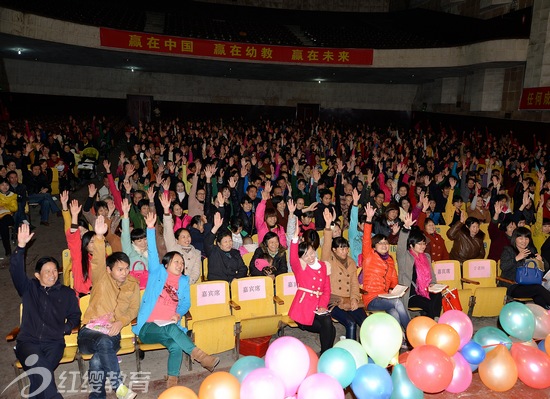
[5,113,550,398]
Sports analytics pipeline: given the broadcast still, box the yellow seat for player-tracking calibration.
[479,223,491,259]
[50,167,60,195]
[76,295,136,379]
[185,280,238,369]
[250,234,258,243]
[462,259,507,317]
[432,260,472,313]
[342,228,349,240]
[62,248,73,288]
[6,304,81,394]
[230,276,282,346]
[274,273,298,335]
[242,251,254,270]
[202,258,208,281]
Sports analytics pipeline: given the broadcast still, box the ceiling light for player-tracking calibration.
[130,67,135,72]
[17,49,21,55]
[318,80,321,84]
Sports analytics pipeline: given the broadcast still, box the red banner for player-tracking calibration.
[99,27,373,66]
[519,86,550,110]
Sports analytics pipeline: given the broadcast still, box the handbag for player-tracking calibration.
[515,259,543,285]
[442,288,462,312]
[130,261,149,290]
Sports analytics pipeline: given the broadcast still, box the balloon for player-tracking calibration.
[397,351,410,366]
[546,333,550,355]
[473,326,512,352]
[499,301,535,341]
[405,345,453,393]
[509,336,538,348]
[445,352,472,393]
[360,312,402,367]
[460,340,485,365]
[229,356,264,383]
[304,345,319,377]
[159,386,198,399]
[317,347,356,388]
[240,367,285,399]
[297,373,344,399]
[426,323,460,356]
[198,371,240,399]
[334,339,369,368]
[351,364,393,399]
[469,362,478,372]
[265,336,309,397]
[537,338,546,353]
[510,343,550,389]
[478,345,517,392]
[405,316,436,348]
[438,309,474,350]
[390,364,423,399]
[526,303,550,340]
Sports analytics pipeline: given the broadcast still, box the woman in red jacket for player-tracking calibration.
[362,203,410,330]
[288,205,335,354]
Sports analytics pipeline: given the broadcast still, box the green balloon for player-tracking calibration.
[499,302,535,341]
[473,326,512,352]
[391,364,424,399]
[360,313,402,367]
[334,339,369,368]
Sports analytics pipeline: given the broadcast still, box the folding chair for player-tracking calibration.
[432,260,472,313]
[185,280,238,369]
[461,259,507,317]
[273,273,298,335]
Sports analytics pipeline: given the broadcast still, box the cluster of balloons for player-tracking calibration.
[158,304,550,399]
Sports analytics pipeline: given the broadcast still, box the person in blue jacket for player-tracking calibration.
[133,212,219,389]
[10,224,81,399]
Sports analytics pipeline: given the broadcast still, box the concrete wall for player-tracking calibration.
[3,58,418,110]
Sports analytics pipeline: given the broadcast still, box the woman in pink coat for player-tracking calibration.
[288,204,335,354]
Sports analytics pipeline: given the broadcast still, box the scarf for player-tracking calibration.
[409,249,431,299]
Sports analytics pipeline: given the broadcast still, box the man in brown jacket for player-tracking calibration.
[77,216,140,399]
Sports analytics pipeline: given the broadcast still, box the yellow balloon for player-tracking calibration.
[406,316,437,348]
[199,372,240,399]
[426,323,460,356]
[478,344,518,392]
[159,386,198,399]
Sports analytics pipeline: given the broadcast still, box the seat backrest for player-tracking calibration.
[274,273,297,316]
[242,251,254,269]
[462,259,497,289]
[62,248,73,288]
[432,260,462,290]
[230,276,276,319]
[202,258,208,281]
[189,280,232,324]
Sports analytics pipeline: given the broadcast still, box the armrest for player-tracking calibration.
[71,326,80,334]
[131,318,137,326]
[273,295,285,305]
[6,326,20,342]
[184,311,192,322]
[229,300,241,311]
[460,278,480,285]
[495,276,515,285]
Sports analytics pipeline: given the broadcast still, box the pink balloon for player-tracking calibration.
[438,310,474,350]
[265,337,309,397]
[297,373,344,399]
[526,304,550,340]
[511,343,550,389]
[240,368,285,399]
[445,352,472,393]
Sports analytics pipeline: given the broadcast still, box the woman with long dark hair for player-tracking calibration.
[499,227,550,309]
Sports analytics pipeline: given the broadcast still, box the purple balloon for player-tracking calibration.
[297,373,344,399]
[446,352,473,393]
[241,367,285,399]
[265,336,309,397]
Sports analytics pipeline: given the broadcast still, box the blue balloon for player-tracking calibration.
[460,340,486,365]
[229,356,265,383]
[351,364,393,399]
[318,347,357,388]
[538,339,547,353]
[390,364,423,399]
[469,362,478,372]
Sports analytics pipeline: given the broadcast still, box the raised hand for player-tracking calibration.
[161,177,170,192]
[365,202,376,221]
[287,198,296,214]
[123,180,132,194]
[147,186,155,202]
[121,198,131,217]
[213,212,223,229]
[69,199,81,218]
[17,223,34,248]
[323,208,332,229]
[103,159,111,173]
[94,215,108,236]
[60,190,69,210]
[390,223,401,235]
[159,192,171,212]
[228,175,238,189]
[403,212,415,229]
[460,210,466,224]
[88,183,97,198]
[216,192,224,207]
[145,211,157,229]
[352,188,360,206]
[125,164,136,179]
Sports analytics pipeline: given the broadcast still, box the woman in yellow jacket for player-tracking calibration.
[0,178,17,257]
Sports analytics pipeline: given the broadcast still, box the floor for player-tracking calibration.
[0,185,549,398]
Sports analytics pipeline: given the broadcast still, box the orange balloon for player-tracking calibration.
[159,386,198,399]
[546,333,550,355]
[478,344,518,392]
[406,316,437,348]
[426,323,460,356]
[198,372,240,399]
[511,343,550,389]
[304,345,319,377]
